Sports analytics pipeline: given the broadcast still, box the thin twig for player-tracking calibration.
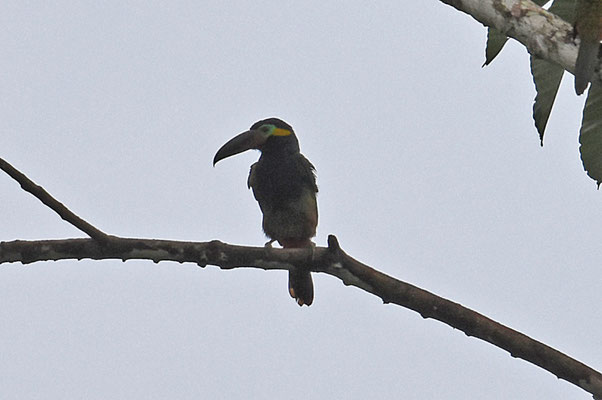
[0,158,111,243]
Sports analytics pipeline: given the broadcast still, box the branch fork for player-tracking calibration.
[1,157,601,399]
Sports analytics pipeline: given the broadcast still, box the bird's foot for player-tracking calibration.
[264,239,276,248]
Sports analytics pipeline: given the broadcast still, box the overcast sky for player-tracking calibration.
[1,2,600,399]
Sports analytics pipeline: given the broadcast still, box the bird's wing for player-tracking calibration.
[247,162,257,190]
[297,155,318,194]
[247,162,266,207]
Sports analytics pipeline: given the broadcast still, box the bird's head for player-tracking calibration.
[213,118,299,165]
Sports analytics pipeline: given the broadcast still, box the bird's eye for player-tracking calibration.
[261,126,269,132]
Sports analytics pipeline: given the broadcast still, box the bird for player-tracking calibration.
[213,118,318,306]
[574,0,602,95]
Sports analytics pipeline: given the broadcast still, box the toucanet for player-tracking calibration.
[214,118,318,306]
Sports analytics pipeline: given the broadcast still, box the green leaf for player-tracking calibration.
[579,83,602,187]
[483,28,508,66]
[530,56,564,145]
[528,0,573,146]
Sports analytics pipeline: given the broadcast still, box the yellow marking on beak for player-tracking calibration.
[272,128,292,137]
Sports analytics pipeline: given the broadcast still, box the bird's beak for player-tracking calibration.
[213,129,267,166]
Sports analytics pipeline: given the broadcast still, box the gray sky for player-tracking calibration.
[1,2,600,399]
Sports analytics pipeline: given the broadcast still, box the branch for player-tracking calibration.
[440,0,601,85]
[0,235,601,398]
[2,159,601,398]
[0,158,111,243]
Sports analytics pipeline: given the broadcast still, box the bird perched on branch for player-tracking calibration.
[574,0,602,95]
[213,118,318,306]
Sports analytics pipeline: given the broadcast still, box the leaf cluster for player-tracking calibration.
[485,0,602,186]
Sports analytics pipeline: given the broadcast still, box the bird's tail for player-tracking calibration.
[288,268,314,307]
[281,238,314,306]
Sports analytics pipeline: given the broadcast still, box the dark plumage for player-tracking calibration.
[213,118,318,306]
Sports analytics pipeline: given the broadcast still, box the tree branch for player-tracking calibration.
[0,235,601,398]
[0,158,111,243]
[2,158,601,398]
[440,0,600,85]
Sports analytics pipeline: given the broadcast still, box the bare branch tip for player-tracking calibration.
[1,157,111,243]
